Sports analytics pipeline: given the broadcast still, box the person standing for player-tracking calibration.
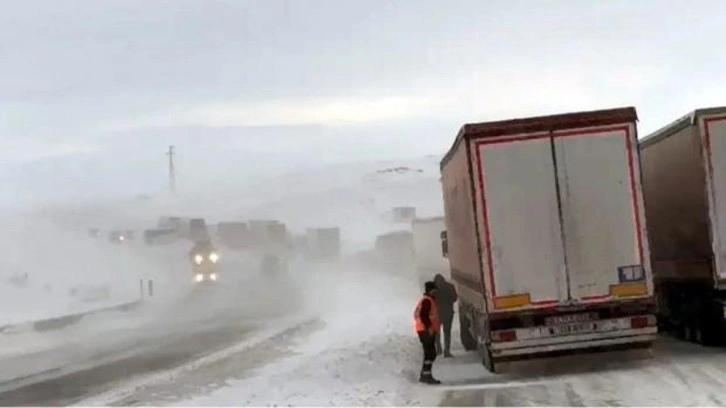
[413,281,441,384]
[434,273,458,358]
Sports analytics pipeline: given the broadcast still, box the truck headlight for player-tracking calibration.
[195,273,204,282]
[194,254,203,264]
[210,273,217,281]
[209,252,219,263]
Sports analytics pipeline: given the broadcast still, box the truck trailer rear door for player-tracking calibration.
[476,136,569,309]
[553,125,649,302]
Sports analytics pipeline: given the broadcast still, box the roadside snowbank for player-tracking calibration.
[0,305,152,360]
[0,216,181,326]
[0,285,135,328]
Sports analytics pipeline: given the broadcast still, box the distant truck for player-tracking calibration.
[411,216,449,286]
[640,107,726,345]
[108,230,133,243]
[143,228,177,245]
[189,218,209,242]
[248,220,281,247]
[157,216,182,231]
[217,221,249,249]
[441,107,656,372]
[306,227,341,260]
[392,206,417,223]
[267,223,288,247]
[374,230,414,269]
[246,220,291,272]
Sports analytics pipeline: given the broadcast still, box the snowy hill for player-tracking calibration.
[238,155,443,252]
[0,217,169,326]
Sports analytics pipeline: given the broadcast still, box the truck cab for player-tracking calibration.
[189,240,220,283]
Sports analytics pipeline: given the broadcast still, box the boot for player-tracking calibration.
[444,350,453,358]
[419,374,442,385]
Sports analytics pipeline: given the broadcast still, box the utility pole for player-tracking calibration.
[167,145,176,194]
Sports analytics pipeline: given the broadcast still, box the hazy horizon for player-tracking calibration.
[3,0,725,206]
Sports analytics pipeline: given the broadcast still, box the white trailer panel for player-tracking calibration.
[470,123,650,312]
[554,125,651,302]
[475,136,568,309]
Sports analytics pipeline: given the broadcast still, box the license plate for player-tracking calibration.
[552,322,597,336]
[545,312,598,326]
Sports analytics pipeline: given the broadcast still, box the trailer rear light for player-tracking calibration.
[492,330,517,342]
[630,316,650,329]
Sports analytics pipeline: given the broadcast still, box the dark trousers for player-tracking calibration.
[417,331,437,378]
[436,316,453,355]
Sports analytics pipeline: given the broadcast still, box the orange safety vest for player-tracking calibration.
[413,295,441,333]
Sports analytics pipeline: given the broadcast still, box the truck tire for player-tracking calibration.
[471,310,496,373]
[684,323,694,343]
[480,343,496,373]
[459,305,477,351]
[695,324,704,345]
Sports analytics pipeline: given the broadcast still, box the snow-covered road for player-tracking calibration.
[94,282,726,407]
[0,304,315,406]
[0,262,316,406]
[172,327,726,407]
[436,336,726,406]
[5,261,726,406]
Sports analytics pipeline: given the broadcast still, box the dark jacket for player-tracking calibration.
[434,274,457,319]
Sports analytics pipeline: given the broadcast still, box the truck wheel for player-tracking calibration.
[672,320,686,340]
[459,308,477,351]
[695,325,705,345]
[479,343,496,373]
[684,324,693,342]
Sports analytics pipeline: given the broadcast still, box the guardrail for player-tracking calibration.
[0,278,158,335]
[0,299,143,335]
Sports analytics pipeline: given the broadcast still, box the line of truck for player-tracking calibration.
[439,106,726,372]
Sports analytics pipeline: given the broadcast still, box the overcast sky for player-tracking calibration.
[2,0,726,205]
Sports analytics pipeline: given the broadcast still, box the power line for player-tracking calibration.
[167,145,176,194]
